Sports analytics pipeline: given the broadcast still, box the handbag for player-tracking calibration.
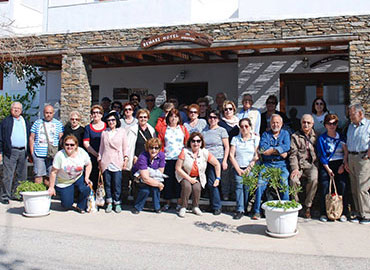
[43,121,58,159]
[95,171,106,207]
[87,184,97,213]
[325,176,343,220]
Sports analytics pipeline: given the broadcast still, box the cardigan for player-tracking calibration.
[98,127,128,172]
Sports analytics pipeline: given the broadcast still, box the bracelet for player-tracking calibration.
[215,177,221,181]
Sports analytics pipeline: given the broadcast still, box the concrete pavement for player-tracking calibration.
[0,200,369,269]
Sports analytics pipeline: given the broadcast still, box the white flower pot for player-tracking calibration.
[21,191,51,217]
[262,200,302,238]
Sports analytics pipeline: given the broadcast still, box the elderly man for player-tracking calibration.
[346,104,370,225]
[0,102,31,204]
[30,105,63,184]
[289,114,318,218]
[237,93,261,134]
[252,114,290,219]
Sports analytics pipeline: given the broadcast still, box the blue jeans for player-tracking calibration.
[55,174,90,211]
[234,169,250,213]
[103,170,122,205]
[134,184,161,211]
[253,163,290,214]
[163,160,181,200]
[206,159,222,210]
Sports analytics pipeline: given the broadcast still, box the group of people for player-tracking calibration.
[0,92,369,224]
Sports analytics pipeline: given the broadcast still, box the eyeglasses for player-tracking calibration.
[240,125,250,129]
[146,99,155,102]
[189,110,198,114]
[139,116,148,119]
[149,146,160,150]
[70,118,79,121]
[224,107,233,112]
[124,108,133,111]
[92,111,102,115]
[107,118,116,122]
[191,139,202,143]
[266,101,276,105]
[208,116,218,119]
[65,143,75,147]
[327,121,338,126]
[315,102,324,106]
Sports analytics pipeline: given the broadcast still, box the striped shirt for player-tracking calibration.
[31,118,64,157]
[346,117,370,152]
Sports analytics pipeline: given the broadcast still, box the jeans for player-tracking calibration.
[1,149,27,201]
[89,155,99,191]
[206,159,222,210]
[163,160,181,200]
[253,163,290,214]
[134,184,161,211]
[55,174,90,210]
[319,160,349,216]
[234,169,250,213]
[103,169,122,205]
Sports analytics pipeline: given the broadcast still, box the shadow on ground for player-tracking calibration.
[236,224,267,235]
[194,221,240,234]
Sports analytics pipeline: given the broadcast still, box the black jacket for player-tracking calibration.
[0,115,31,158]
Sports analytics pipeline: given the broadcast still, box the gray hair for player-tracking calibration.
[271,113,283,123]
[69,111,81,119]
[11,101,22,110]
[301,114,314,124]
[348,103,365,114]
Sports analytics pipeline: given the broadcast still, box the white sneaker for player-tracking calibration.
[178,207,186,218]
[192,207,202,216]
[339,215,347,222]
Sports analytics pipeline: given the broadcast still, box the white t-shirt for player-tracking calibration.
[53,147,91,188]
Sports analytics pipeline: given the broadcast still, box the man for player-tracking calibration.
[145,94,162,128]
[167,95,188,122]
[101,97,111,118]
[289,114,318,218]
[0,102,31,204]
[214,92,227,113]
[129,93,141,117]
[253,114,290,219]
[237,94,261,134]
[346,104,370,224]
[29,105,63,184]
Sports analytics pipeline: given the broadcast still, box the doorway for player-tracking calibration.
[165,82,208,105]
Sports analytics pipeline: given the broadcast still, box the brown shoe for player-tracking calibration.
[304,207,311,219]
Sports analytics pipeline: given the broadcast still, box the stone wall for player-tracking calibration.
[1,15,370,119]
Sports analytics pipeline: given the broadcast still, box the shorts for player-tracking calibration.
[32,153,53,177]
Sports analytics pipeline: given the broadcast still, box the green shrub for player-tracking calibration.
[16,181,47,197]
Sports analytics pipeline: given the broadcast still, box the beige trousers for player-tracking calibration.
[290,165,318,208]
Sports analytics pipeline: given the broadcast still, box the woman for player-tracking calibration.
[158,108,189,211]
[229,118,260,220]
[260,95,290,135]
[317,113,349,222]
[121,102,138,130]
[312,97,329,136]
[131,138,165,214]
[175,132,221,218]
[48,135,92,213]
[61,111,85,148]
[98,111,129,213]
[218,100,239,201]
[83,105,106,191]
[184,104,207,134]
[155,102,174,133]
[202,110,229,215]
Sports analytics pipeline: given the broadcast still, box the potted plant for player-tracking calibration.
[15,181,51,217]
[243,166,302,238]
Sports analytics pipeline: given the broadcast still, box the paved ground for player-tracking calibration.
[0,200,369,270]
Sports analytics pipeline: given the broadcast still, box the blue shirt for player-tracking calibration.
[11,117,26,147]
[231,133,260,168]
[346,117,370,152]
[259,129,290,164]
[30,118,64,157]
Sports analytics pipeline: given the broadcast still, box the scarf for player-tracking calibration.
[221,115,239,127]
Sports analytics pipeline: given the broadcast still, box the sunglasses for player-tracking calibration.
[224,107,233,112]
[139,116,148,119]
[92,111,102,115]
[240,125,250,129]
[107,118,116,122]
[266,101,276,105]
[149,146,160,150]
[191,139,202,143]
[124,108,133,111]
[327,121,338,126]
[146,99,155,102]
[70,118,79,121]
[315,102,324,106]
[65,143,75,147]
[189,110,198,114]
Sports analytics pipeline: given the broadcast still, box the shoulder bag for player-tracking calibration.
[95,171,106,207]
[43,121,58,159]
[325,176,343,220]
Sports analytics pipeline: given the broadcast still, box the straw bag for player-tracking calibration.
[95,171,106,207]
[325,176,343,220]
[87,184,97,213]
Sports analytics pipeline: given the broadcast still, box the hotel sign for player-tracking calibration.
[141,30,213,49]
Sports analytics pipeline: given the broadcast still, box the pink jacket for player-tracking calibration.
[98,127,128,173]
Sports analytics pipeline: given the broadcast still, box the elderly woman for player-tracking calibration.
[121,102,138,130]
[184,104,207,134]
[312,97,329,136]
[260,95,290,135]
[48,135,92,213]
[83,105,106,191]
[61,111,85,148]
[175,132,221,218]
[131,138,165,214]
[158,108,189,211]
[98,111,129,213]
[317,113,349,222]
[229,118,260,219]
[202,110,229,215]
